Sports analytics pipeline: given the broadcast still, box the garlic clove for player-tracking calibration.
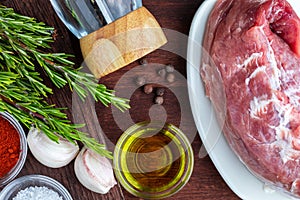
[74,147,117,194]
[27,127,79,168]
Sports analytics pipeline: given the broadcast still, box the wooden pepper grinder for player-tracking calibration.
[51,0,167,78]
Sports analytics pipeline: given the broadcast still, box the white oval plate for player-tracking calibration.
[187,0,300,199]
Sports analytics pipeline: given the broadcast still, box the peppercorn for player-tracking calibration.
[156,88,165,96]
[157,68,166,77]
[139,58,148,66]
[165,64,175,73]
[166,73,175,83]
[135,76,146,86]
[143,84,153,94]
[154,96,164,105]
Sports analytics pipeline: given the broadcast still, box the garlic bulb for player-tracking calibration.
[27,127,79,168]
[74,148,117,194]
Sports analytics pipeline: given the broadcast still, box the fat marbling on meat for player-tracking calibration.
[201,0,300,197]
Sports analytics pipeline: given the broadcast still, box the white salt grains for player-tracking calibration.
[13,186,63,200]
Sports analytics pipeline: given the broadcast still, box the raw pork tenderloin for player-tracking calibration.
[201,0,300,197]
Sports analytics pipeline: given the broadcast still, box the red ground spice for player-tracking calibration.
[0,116,20,177]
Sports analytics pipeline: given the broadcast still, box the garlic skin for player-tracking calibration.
[74,148,117,194]
[27,127,79,168]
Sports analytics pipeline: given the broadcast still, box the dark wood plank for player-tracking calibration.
[0,0,241,199]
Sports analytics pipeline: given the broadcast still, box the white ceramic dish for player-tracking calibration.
[187,0,300,199]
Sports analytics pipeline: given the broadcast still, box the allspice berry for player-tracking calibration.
[139,58,148,66]
[143,84,153,94]
[156,88,165,96]
[135,76,146,86]
[166,73,175,83]
[158,68,166,77]
[165,64,175,73]
[154,96,164,105]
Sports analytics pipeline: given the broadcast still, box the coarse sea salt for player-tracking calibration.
[13,186,63,200]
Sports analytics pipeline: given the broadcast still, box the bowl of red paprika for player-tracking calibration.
[0,112,27,187]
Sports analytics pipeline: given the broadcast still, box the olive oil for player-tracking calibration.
[114,122,194,199]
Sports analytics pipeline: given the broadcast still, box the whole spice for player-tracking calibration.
[135,76,146,86]
[143,84,154,94]
[12,186,63,200]
[0,116,20,178]
[166,73,175,83]
[139,58,148,66]
[165,64,175,73]
[155,88,165,96]
[157,68,167,77]
[154,96,164,105]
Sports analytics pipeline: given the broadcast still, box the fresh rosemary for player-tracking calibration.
[0,5,130,158]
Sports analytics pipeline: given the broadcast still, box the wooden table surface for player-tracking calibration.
[1,0,241,199]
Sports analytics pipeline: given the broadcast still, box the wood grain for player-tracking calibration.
[0,0,241,199]
[80,6,167,78]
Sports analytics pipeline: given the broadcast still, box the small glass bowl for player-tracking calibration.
[0,174,73,200]
[114,121,194,199]
[0,112,27,187]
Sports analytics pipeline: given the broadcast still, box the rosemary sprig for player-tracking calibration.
[0,90,113,158]
[0,6,130,110]
[0,5,129,157]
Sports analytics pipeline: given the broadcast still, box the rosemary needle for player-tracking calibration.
[0,5,129,158]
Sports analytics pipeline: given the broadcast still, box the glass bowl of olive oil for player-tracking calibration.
[113,121,194,199]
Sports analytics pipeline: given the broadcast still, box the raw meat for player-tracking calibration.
[201,0,300,197]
